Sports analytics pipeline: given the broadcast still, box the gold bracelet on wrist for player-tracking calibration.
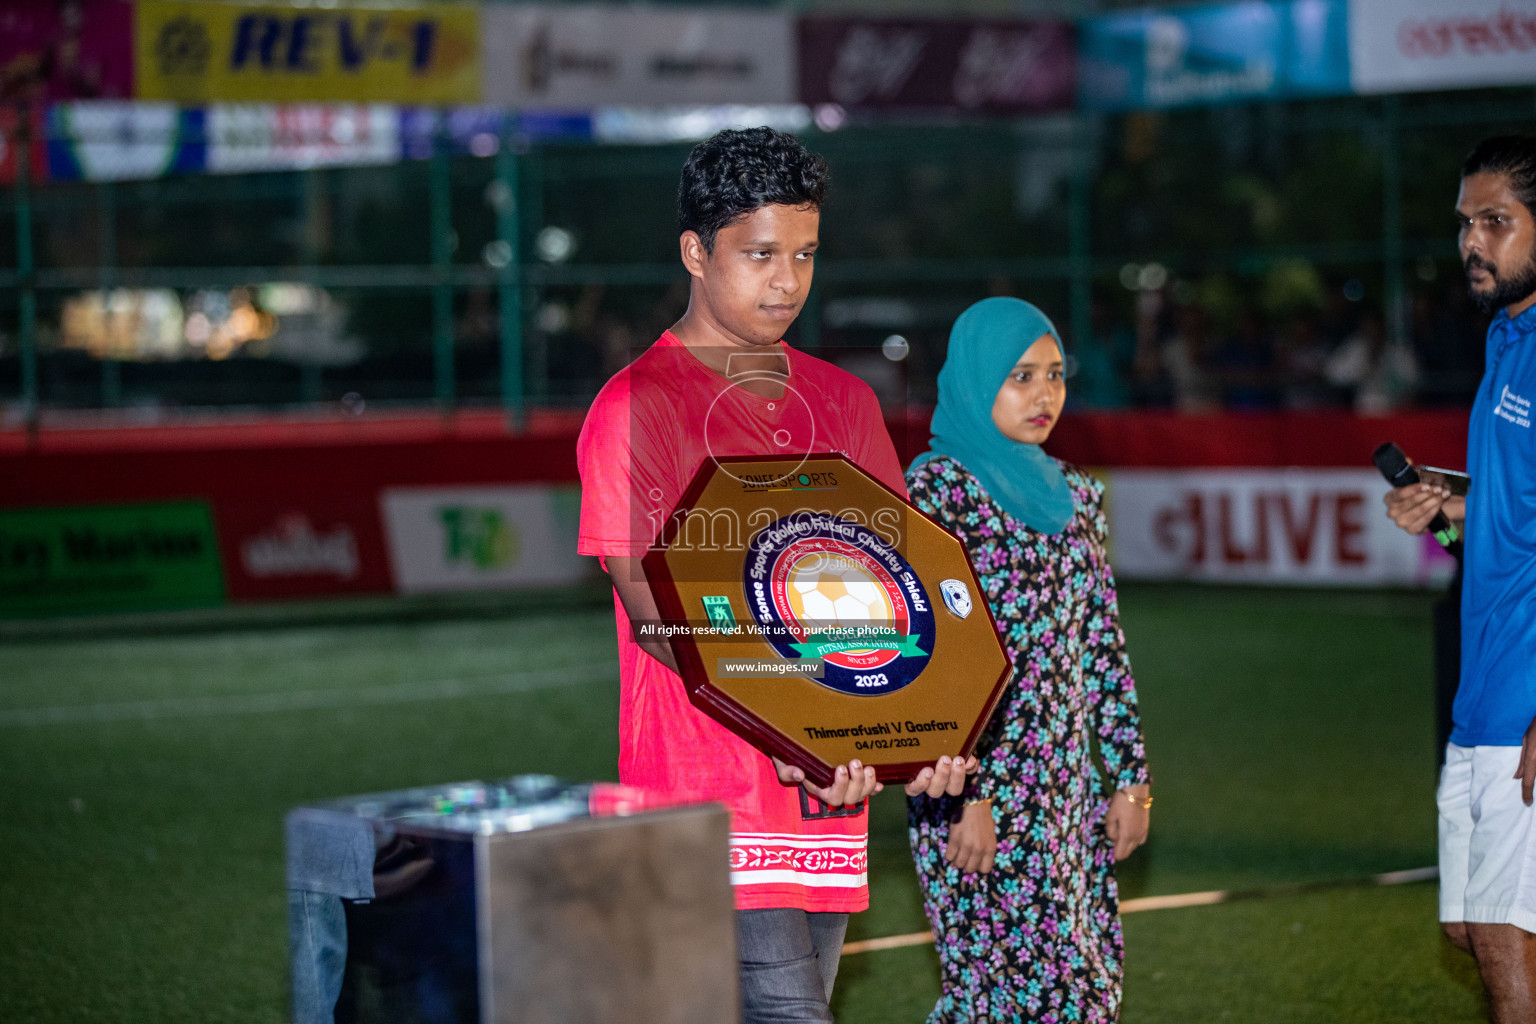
[964,797,992,807]
[1121,791,1153,810]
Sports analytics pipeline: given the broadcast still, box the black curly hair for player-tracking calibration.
[1462,135,1536,214]
[678,127,829,253]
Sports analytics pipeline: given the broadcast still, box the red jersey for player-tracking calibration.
[577,331,905,911]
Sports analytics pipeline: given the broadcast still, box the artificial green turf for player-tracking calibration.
[0,584,1468,1022]
[1116,584,1441,895]
[832,887,1489,1024]
[835,884,1492,1024]
[1118,885,1486,1024]
[1,606,624,1024]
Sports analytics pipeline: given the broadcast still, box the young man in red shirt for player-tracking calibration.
[577,128,973,1023]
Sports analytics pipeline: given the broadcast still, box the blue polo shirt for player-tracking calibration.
[1453,302,1536,747]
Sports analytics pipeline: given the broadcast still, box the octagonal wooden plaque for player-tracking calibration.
[641,454,1012,787]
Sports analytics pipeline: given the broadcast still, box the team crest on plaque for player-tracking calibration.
[745,514,935,697]
[939,579,973,619]
[642,454,1011,786]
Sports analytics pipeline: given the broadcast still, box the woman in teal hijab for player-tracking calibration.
[910,297,1076,533]
[905,297,1153,1024]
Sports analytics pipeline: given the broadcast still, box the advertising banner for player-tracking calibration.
[0,105,48,186]
[591,105,807,145]
[135,1,481,104]
[0,501,225,617]
[400,106,505,160]
[380,485,589,594]
[0,0,134,101]
[206,103,399,173]
[482,5,794,108]
[397,107,593,161]
[46,102,207,181]
[797,17,1075,114]
[216,500,394,602]
[1106,469,1452,587]
[1349,0,1536,94]
[1079,0,1349,110]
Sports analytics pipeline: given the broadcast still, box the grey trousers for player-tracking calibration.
[737,908,849,1024]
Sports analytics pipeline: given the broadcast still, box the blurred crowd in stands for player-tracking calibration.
[1068,279,1487,414]
[433,272,1493,417]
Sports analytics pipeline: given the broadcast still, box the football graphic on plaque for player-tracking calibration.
[642,454,1012,786]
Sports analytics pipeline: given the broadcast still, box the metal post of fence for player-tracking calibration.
[1068,114,1094,357]
[1382,95,1407,351]
[98,179,120,409]
[524,147,546,402]
[495,127,524,430]
[17,106,38,440]
[430,118,455,410]
[299,168,323,404]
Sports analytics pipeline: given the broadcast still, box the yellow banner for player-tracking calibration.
[136,2,481,104]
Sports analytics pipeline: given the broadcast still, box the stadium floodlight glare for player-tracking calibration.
[482,240,513,269]
[535,226,576,263]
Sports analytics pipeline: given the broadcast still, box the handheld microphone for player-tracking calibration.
[1372,442,1461,549]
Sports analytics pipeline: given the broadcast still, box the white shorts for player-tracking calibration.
[1438,743,1536,932]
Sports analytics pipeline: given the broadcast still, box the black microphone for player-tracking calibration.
[1372,442,1461,549]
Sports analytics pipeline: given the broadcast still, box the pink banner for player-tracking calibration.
[798,17,1075,114]
[0,0,133,102]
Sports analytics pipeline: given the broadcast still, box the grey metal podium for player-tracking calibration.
[286,776,738,1024]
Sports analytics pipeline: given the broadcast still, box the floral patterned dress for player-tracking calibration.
[906,455,1150,1024]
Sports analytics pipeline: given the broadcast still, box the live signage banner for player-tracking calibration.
[134,1,481,104]
[482,5,795,108]
[1349,0,1536,94]
[797,17,1075,114]
[1106,469,1454,587]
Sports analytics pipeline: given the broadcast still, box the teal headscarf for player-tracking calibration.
[911,297,1075,535]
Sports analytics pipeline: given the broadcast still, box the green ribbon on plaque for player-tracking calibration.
[789,629,927,659]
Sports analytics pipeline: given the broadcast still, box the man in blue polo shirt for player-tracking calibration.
[1386,135,1536,1023]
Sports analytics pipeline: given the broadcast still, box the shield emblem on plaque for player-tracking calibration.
[939,579,973,619]
[642,454,1011,787]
